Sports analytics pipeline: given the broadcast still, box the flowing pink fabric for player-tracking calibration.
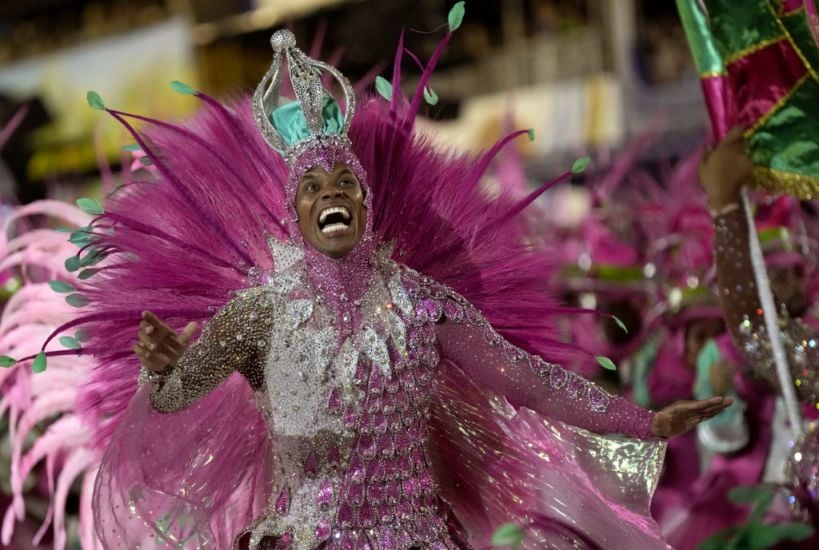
[94,377,272,548]
[429,363,667,550]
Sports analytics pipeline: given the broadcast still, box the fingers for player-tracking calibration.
[686,396,733,411]
[137,328,188,360]
[723,126,747,149]
[700,396,733,409]
[738,152,755,173]
[684,397,734,426]
[133,343,148,365]
[698,148,713,171]
[705,396,734,410]
[141,328,184,352]
[692,404,731,420]
[141,312,195,345]
[689,411,721,428]
[697,406,731,419]
[142,310,162,324]
[137,329,160,351]
[142,311,172,337]
[658,397,737,437]
[703,396,728,405]
[668,397,733,425]
[139,312,194,348]
[711,127,746,155]
[133,343,172,373]
[136,312,193,372]
[178,321,198,346]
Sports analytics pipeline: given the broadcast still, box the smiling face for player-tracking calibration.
[295,163,367,258]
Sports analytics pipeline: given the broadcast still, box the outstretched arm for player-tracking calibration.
[135,289,269,412]
[434,294,730,439]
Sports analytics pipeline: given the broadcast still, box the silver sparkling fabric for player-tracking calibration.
[149,247,459,548]
[146,245,660,548]
[714,210,819,407]
[786,420,819,523]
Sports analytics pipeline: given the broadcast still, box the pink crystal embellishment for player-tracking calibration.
[275,487,290,515]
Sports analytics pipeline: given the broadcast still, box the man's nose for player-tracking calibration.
[321,186,343,199]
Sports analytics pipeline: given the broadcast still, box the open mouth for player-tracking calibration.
[317,206,352,235]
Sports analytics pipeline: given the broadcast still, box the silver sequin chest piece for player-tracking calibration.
[243,257,457,550]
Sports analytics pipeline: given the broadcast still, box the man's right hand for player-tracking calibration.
[134,311,197,373]
[699,126,755,210]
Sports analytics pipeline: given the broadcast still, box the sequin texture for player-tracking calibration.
[146,242,656,549]
[714,210,819,404]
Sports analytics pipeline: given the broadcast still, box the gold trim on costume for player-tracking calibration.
[752,165,819,199]
[768,0,819,85]
[724,34,786,66]
[743,73,810,137]
[698,70,728,78]
[780,3,806,17]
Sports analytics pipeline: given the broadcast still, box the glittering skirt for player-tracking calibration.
[93,370,667,549]
[428,362,670,550]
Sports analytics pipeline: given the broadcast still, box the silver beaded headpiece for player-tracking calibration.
[253,29,357,167]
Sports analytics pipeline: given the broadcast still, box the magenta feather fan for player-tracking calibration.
[55,30,581,452]
[2,19,598,549]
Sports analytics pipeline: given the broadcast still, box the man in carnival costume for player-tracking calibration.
[700,130,819,417]
[673,0,819,529]
[700,130,819,525]
[628,149,811,546]
[11,11,730,549]
[664,201,819,548]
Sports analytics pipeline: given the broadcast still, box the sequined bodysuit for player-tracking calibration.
[147,244,656,549]
[713,210,819,402]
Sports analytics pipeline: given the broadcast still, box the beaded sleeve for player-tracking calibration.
[145,288,271,413]
[713,209,819,402]
[419,284,655,439]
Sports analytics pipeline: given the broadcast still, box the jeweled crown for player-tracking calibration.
[253,30,356,166]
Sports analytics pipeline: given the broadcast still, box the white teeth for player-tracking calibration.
[321,223,349,234]
[319,206,351,224]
